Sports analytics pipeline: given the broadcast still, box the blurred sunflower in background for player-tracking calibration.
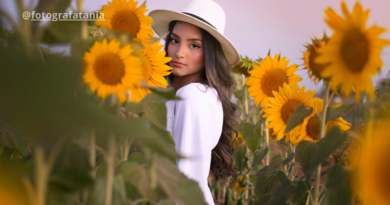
[303,34,331,85]
[263,83,315,141]
[232,132,244,149]
[316,1,390,99]
[233,174,248,194]
[96,0,154,42]
[83,38,143,103]
[127,41,172,102]
[290,98,351,145]
[354,124,390,205]
[246,54,301,108]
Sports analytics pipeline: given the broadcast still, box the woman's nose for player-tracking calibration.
[175,43,185,59]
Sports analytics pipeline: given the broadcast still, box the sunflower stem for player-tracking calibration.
[34,146,48,205]
[241,74,249,122]
[89,129,96,178]
[264,121,270,166]
[313,82,330,205]
[105,135,116,205]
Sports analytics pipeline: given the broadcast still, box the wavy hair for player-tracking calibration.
[164,21,238,182]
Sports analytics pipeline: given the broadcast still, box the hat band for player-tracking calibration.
[182,12,217,30]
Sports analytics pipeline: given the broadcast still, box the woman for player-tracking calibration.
[150,0,241,204]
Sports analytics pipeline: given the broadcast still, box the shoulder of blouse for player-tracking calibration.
[175,82,220,104]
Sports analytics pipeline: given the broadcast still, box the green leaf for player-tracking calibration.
[0,124,29,157]
[295,141,316,181]
[255,175,278,197]
[310,127,347,168]
[143,82,180,100]
[252,147,268,167]
[267,155,284,177]
[268,178,294,205]
[256,166,268,176]
[241,123,261,154]
[155,155,207,205]
[140,93,167,129]
[285,105,313,133]
[233,144,247,172]
[253,193,271,205]
[275,170,287,182]
[325,103,355,123]
[282,152,295,165]
[326,165,352,205]
[159,199,177,205]
[42,21,82,44]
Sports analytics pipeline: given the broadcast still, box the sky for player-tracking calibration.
[2,0,390,91]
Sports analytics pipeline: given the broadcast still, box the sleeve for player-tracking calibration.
[172,97,221,204]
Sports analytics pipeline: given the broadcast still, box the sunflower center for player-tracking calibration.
[281,100,302,123]
[309,43,331,80]
[111,10,141,38]
[261,69,289,97]
[93,53,125,85]
[340,28,369,73]
[306,116,321,141]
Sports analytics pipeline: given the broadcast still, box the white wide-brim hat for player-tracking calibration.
[149,0,241,67]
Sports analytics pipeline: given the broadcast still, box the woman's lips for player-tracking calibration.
[171,61,186,67]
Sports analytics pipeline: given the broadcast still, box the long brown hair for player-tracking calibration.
[164,21,238,182]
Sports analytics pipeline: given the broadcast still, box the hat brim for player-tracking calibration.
[149,10,240,67]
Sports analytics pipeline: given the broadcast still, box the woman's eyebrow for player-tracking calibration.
[171,32,202,42]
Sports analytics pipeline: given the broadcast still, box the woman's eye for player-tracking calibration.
[190,44,200,49]
[171,39,178,44]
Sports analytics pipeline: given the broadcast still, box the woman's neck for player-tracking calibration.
[172,72,204,95]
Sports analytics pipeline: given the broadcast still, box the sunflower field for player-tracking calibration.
[0,0,389,205]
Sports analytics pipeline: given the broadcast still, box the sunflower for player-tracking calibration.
[233,132,244,149]
[95,0,154,42]
[233,174,248,194]
[303,34,331,85]
[268,128,277,143]
[246,54,302,108]
[290,98,351,145]
[127,41,172,102]
[83,38,143,103]
[354,123,390,205]
[263,83,315,141]
[316,1,390,99]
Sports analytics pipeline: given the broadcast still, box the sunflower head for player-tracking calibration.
[83,38,144,103]
[316,1,390,100]
[290,98,351,145]
[95,0,154,42]
[246,54,302,108]
[127,41,172,102]
[303,33,331,85]
[354,123,390,205]
[233,132,245,149]
[233,174,249,194]
[263,83,315,141]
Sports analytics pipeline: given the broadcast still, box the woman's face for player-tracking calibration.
[167,21,205,77]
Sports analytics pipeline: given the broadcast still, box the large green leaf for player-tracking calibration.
[241,122,261,154]
[326,165,352,205]
[310,127,346,166]
[0,124,29,157]
[41,21,82,44]
[140,93,168,129]
[155,156,208,205]
[325,103,355,123]
[233,144,247,172]
[252,147,268,167]
[295,141,316,181]
[267,155,284,177]
[284,105,313,134]
[0,46,181,160]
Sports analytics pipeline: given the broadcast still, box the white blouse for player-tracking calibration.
[166,82,224,205]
